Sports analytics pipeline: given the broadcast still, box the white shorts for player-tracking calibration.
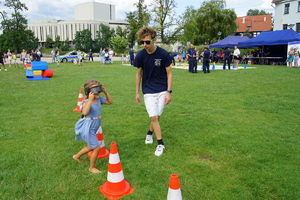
[144,91,167,117]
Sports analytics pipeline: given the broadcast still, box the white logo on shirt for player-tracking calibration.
[154,59,161,67]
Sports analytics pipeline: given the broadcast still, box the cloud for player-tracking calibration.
[2,0,274,24]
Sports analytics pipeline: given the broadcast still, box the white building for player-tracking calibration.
[27,2,128,46]
[272,0,300,32]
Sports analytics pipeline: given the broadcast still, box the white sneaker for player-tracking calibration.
[4,69,7,71]
[145,135,153,144]
[154,144,165,156]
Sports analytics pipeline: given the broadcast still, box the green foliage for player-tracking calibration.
[115,26,128,38]
[110,35,128,53]
[18,30,39,52]
[246,9,272,16]
[54,35,61,49]
[45,36,54,48]
[151,0,177,44]
[125,0,150,48]
[60,37,70,51]
[73,29,93,52]
[94,24,115,49]
[181,0,237,45]
[0,62,300,199]
[0,0,38,52]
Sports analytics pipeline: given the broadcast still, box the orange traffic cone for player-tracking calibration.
[167,174,182,200]
[88,125,109,159]
[100,143,134,199]
[73,89,84,112]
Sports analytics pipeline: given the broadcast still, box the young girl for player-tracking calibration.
[121,54,125,64]
[56,50,61,67]
[12,52,19,68]
[73,79,113,173]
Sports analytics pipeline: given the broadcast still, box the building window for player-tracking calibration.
[298,1,300,12]
[283,24,288,30]
[296,23,300,33]
[284,3,290,14]
[246,26,251,30]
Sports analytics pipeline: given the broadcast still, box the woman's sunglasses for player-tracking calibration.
[140,39,154,45]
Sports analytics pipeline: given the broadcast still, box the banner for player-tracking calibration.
[287,41,300,66]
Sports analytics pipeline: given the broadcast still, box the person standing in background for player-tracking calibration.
[233,46,240,69]
[223,47,231,70]
[88,49,93,62]
[51,49,56,63]
[129,48,135,65]
[0,50,7,71]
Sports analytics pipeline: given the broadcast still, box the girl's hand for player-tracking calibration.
[88,92,95,100]
[102,84,107,93]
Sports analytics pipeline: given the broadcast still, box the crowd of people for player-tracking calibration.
[0,49,44,71]
[171,44,242,73]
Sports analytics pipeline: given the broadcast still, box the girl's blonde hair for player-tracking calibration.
[84,79,100,97]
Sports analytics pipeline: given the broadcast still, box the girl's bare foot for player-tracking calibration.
[89,168,102,173]
[73,155,83,163]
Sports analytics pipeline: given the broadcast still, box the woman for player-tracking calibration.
[7,49,12,67]
[233,46,240,69]
[286,47,294,67]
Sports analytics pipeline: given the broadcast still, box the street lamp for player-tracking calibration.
[217,31,222,41]
[287,24,295,29]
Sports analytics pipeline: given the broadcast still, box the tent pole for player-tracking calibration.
[261,45,265,65]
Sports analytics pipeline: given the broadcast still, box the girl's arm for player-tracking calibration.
[81,93,94,116]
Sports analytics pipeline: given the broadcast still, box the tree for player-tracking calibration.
[110,35,128,53]
[246,9,272,16]
[73,29,93,52]
[125,0,150,47]
[181,0,237,45]
[176,6,197,45]
[60,37,70,51]
[94,23,115,49]
[45,36,54,48]
[0,29,38,52]
[151,0,177,44]
[54,36,61,49]
[0,0,38,53]
[115,26,128,38]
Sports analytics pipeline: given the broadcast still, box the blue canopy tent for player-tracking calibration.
[210,36,250,48]
[238,29,300,64]
[238,29,300,48]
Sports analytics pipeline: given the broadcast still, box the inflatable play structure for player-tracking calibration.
[25,61,53,81]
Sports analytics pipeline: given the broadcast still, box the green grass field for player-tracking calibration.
[0,61,299,199]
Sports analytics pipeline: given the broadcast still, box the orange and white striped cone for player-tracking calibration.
[73,89,84,112]
[100,143,134,199]
[88,125,109,159]
[167,174,182,200]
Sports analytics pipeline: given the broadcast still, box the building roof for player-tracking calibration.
[236,15,272,33]
[271,0,280,3]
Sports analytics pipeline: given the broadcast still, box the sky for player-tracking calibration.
[1,0,275,24]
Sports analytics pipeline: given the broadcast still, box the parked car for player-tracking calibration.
[58,50,88,63]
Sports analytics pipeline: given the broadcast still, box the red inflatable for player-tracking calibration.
[42,69,53,77]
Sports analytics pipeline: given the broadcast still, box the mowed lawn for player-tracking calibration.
[0,61,299,200]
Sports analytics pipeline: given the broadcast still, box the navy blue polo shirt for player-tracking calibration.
[134,46,172,94]
[223,49,231,58]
